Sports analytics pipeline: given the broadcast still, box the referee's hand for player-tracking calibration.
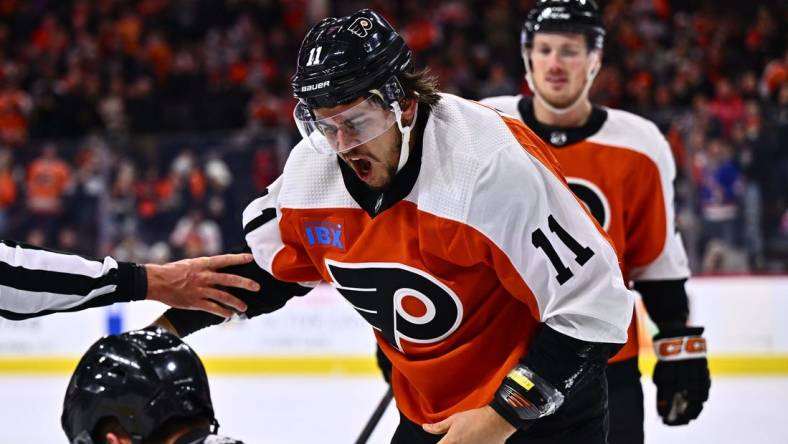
[144,253,260,318]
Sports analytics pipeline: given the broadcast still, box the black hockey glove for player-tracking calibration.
[165,250,310,337]
[652,326,710,426]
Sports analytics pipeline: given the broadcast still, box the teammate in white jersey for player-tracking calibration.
[156,9,638,444]
[481,1,710,442]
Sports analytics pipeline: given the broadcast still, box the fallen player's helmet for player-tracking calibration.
[62,327,216,444]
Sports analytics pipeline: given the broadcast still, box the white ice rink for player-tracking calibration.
[0,374,784,443]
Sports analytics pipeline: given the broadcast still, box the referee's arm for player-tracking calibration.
[0,240,259,320]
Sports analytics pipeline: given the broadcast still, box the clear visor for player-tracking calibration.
[294,96,397,154]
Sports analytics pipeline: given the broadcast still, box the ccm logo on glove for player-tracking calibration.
[654,336,707,361]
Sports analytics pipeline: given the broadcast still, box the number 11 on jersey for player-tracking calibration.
[532,215,595,285]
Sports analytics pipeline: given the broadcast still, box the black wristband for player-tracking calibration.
[636,279,689,328]
[117,262,148,302]
[131,263,148,301]
[164,308,225,337]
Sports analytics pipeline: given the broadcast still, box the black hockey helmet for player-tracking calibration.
[521,0,605,51]
[61,327,216,444]
[292,9,412,109]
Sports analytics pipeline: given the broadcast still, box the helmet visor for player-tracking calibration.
[294,96,397,154]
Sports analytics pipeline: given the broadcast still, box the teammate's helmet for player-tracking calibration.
[292,9,412,109]
[521,0,605,51]
[61,327,215,444]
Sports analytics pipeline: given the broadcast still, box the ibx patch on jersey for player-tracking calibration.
[303,218,346,250]
[348,17,373,37]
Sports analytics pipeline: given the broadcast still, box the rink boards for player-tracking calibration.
[1,276,787,376]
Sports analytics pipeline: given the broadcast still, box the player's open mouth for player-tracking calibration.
[348,157,372,180]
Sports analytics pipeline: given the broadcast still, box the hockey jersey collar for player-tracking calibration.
[338,105,431,217]
[517,96,607,148]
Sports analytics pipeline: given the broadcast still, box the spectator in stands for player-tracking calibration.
[107,159,139,246]
[708,78,745,137]
[204,154,235,246]
[0,0,781,270]
[0,149,16,236]
[67,142,106,250]
[25,143,72,244]
[697,138,743,269]
[170,208,222,258]
[0,79,32,147]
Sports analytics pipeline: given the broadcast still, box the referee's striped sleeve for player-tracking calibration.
[0,240,147,320]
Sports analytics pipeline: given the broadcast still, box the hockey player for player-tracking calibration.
[0,239,257,320]
[62,327,243,444]
[481,1,711,442]
[156,9,636,444]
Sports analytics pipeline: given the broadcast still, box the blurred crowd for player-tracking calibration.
[0,0,785,272]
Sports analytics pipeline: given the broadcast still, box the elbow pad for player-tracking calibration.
[494,364,565,422]
[490,325,616,429]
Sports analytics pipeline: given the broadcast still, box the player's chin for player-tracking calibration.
[363,168,393,191]
[544,92,580,108]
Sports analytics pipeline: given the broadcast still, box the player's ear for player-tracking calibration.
[589,50,603,77]
[400,98,417,126]
[104,432,125,444]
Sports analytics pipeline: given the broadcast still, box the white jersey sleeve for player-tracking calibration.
[479,95,522,117]
[242,175,321,288]
[630,124,690,281]
[242,176,286,276]
[591,109,691,281]
[464,113,634,344]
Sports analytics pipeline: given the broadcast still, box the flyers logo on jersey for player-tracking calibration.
[326,259,463,352]
[303,219,345,251]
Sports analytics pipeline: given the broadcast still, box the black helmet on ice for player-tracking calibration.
[61,327,216,444]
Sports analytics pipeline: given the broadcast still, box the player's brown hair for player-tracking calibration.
[399,67,441,108]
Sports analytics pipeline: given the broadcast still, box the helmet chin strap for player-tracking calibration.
[391,101,418,173]
[524,51,600,115]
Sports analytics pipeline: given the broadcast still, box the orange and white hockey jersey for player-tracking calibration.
[242,93,634,424]
[481,95,691,363]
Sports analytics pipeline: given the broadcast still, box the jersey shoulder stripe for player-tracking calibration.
[590,108,676,181]
[478,94,522,118]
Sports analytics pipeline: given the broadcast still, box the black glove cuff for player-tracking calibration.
[654,325,704,340]
[636,279,689,327]
[164,308,224,337]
